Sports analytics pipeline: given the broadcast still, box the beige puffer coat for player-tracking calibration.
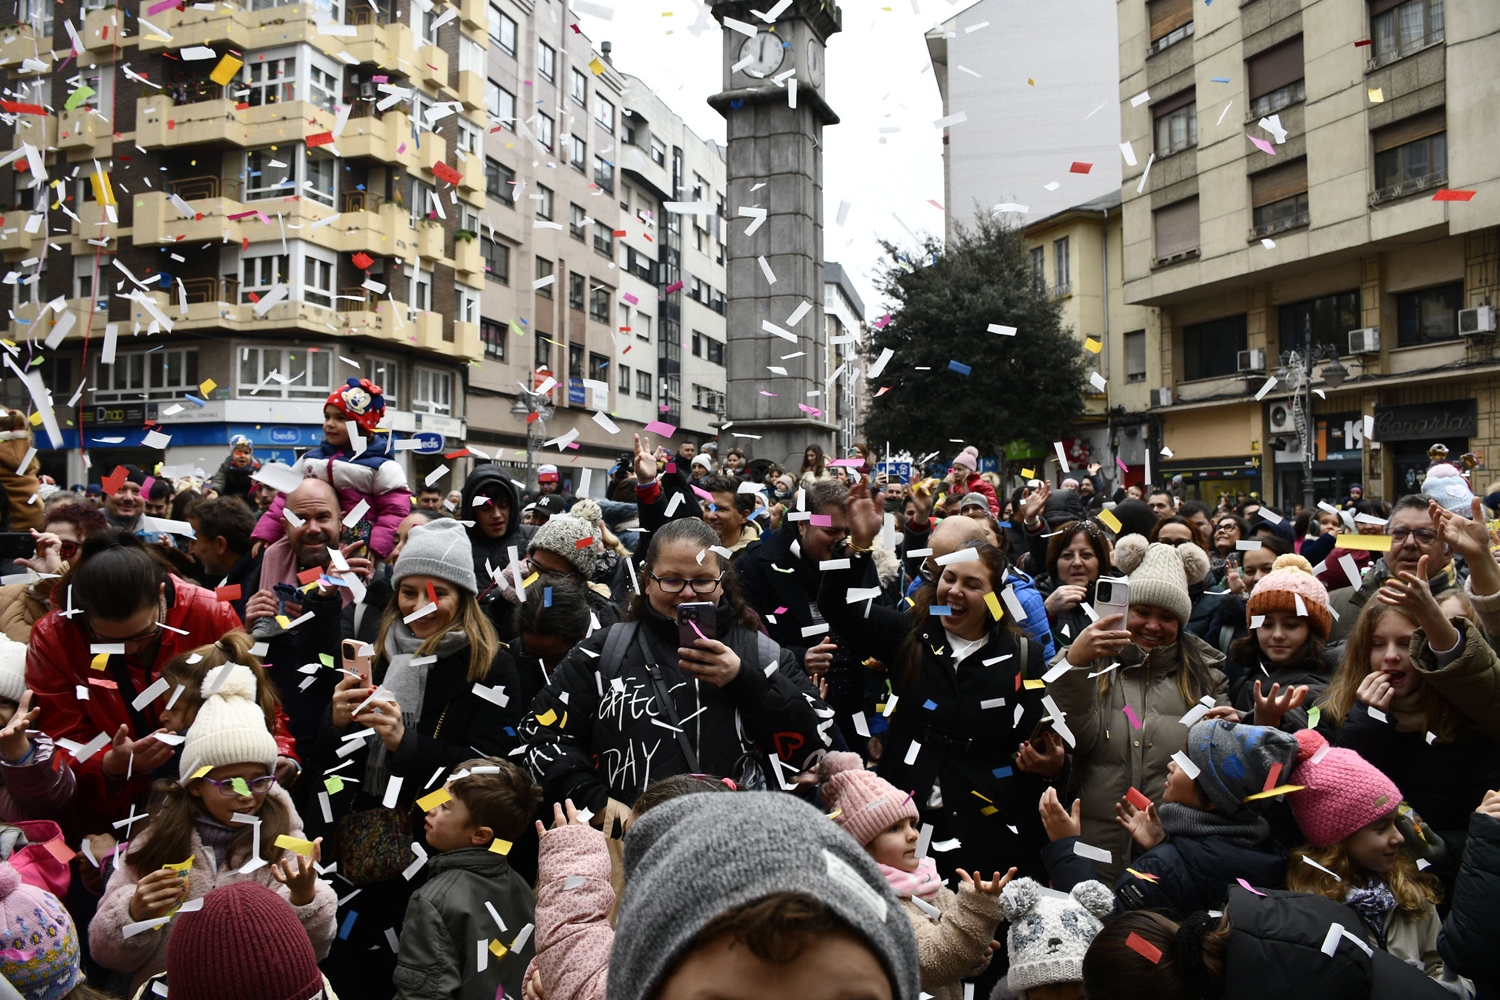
[1048,631,1229,883]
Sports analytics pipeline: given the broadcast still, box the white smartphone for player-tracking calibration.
[1093,577,1130,622]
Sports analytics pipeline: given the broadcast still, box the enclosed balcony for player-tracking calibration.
[135,0,324,54]
[135,95,339,152]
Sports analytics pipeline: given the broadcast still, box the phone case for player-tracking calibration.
[1093,579,1130,622]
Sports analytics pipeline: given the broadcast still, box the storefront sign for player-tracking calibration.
[1373,400,1476,442]
[409,431,445,455]
[81,402,158,426]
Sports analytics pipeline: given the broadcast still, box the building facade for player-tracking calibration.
[1118,0,1500,506]
[823,261,865,459]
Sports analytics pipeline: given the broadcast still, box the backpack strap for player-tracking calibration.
[600,620,638,676]
[1017,634,1031,679]
[635,628,700,773]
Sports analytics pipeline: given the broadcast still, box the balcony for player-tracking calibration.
[408,310,447,351]
[73,200,122,245]
[1050,282,1072,299]
[57,108,108,154]
[9,298,103,346]
[341,20,417,73]
[82,6,120,54]
[418,44,448,89]
[135,187,416,259]
[336,110,419,170]
[1370,170,1447,207]
[0,24,42,70]
[0,220,39,257]
[416,221,445,260]
[456,70,484,111]
[1249,211,1309,240]
[136,0,323,53]
[453,320,481,361]
[136,96,338,152]
[417,130,449,178]
[454,235,481,276]
[459,0,485,30]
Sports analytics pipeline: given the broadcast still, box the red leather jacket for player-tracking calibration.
[26,575,297,834]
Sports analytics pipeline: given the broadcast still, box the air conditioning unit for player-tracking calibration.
[1348,327,1380,355]
[1268,403,1294,435]
[1150,387,1173,407]
[1459,305,1498,337]
[1237,348,1266,374]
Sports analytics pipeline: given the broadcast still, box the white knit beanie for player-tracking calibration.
[179,664,278,781]
[0,636,25,703]
[1002,877,1113,994]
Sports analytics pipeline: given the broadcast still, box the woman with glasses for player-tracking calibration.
[521,517,826,835]
[92,661,336,991]
[1037,521,1114,649]
[25,529,247,836]
[0,502,109,643]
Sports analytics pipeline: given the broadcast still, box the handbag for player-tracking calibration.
[334,806,415,886]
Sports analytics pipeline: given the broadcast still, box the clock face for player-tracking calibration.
[738,31,785,78]
[805,38,823,88]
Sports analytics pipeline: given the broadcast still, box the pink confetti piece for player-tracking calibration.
[665,280,684,294]
[1122,704,1142,730]
[642,420,676,437]
[146,0,181,14]
[798,403,824,417]
[690,485,714,502]
[397,141,408,154]
[810,514,833,527]
[760,391,778,396]
[1237,878,1266,896]
[622,292,639,305]
[1246,134,1277,156]
[828,458,864,466]
[1116,458,1129,473]
[874,313,893,330]
[690,620,706,641]
[774,606,788,615]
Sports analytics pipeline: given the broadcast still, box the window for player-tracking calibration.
[536,113,554,152]
[486,81,515,126]
[413,367,453,415]
[481,236,510,283]
[459,287,480,325]
[1182,315,1247,381]
[362,357,399,407]
[237,346,331,400]
[568,344,583,380]
[240,251,290,302]
[1029,246,1045,291]
[1371,0,1444,67]
[1373,110,1446,195]
[409,267,432,315]
[486,158,515,202]
[691,332,702,357]
[95,347,200,402]
[302,249,335,307]
[1153,197,1200,262]
[1148,0,1193,52]
[571,68,588,107]
[618,363,631,391]
[535,257,554,298]
[589,352,609,386]
[243,53,295,106]
[1396,282,1463,347]
[636,314,652,341]
[593,156,614,193]
[568,273,585,310]
[1251,159,1309,234]
[650,138,665,166]
[1247,36,1305,118]
[537,41,556,82]
[408,177,436,229]
[636,369,652,399]
[247,146,337,205]
[1053,237,1070,293]
[534,336,552,373]
[74,256,98,302]
[1152,90,1197,156]
[535,184,553,220]
[17,0,53,43]
[593,221,614,256]
[595,95,615,134]
[488,5,516,55]
[700,334,724,364]
[456,117,481,155]
[1125,330,1148,383]
[692,384,725,413]
[569,203,587,240]
[569,135,586,172]
[1279,291,1361,357]
[589,285,611,322]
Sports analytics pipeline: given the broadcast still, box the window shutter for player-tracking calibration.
[1154,198,1200,259]
[1373,108,1446,152]
[1251,159,1309,206]
[1247,36,1305,99]
[1126,331,1147,377]
[1149,0,1193,40]
[1368,0,1405,16]
[1152,87,1197,117]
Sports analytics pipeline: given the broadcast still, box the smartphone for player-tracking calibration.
[676,602,717,647]
[1094,577,1130,622]
[1226,552,1240,571]
[0,533,36,560]
[340,519,372,559]
[340,638,372,685]
[1027,717,1056,751]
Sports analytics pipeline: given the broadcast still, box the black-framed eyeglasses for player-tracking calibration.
[197,775,278,797]
[1390,528,1437,546]
[86,621,162,645]
[1214,523,1239,533]
[648,573,724,594]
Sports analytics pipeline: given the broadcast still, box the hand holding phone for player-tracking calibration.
[1093,578,1130,621]
[341,638,372,685]
[676,602,716,648]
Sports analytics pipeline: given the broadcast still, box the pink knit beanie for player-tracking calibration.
[818,752,917,847]
[1287,729,1403,847]
[1247,554,1332,639]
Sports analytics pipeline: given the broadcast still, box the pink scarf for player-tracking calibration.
[878,856,944,900]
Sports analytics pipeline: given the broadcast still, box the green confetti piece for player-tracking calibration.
[1305,705,1320,731]
[319,653,335,667]
[230,777,251,796]
[324,775,345,795]
[64,85,95,110]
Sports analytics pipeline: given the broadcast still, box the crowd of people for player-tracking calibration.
[0,383,1496,1000]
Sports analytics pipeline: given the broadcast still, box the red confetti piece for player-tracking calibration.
[427,580,438,606]
[612,229,627,237]
[443,449,471,459]
[1262,761,1282,792]
[575,537,595,549]
[215,584,242,602]
[526,412,540,424]
[101,466,129,496]
[297,567,324,585]
[0,102,47,115]
[1432,189,1476,202]
[306,131,335,148]
[432,162,462,185]
[1125,787,1151,811]
[1070,162,1093,174]
[1125,932,1161,964]
[1354,38,1372,46]
[351,252,374,270]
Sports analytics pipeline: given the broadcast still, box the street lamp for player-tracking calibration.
[1277,316,1351,512]
[509,388,555,494]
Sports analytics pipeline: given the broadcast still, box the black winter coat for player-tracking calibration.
[1218,885,1453,1000]
[520,604,829,811]
[818,552,1056,884]
[1440,809,1500,999]
[1230,655,1331,732]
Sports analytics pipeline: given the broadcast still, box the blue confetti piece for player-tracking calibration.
[338,911,358,940]
[1211,76,1231,83]
[930,605,953,616]
[922,699,938,710]
[993,766,1013,779]
[730,99,745,109]
[948,360,972,376]
[184,395,206,407]
[504,726,516,736]
[544,586,553,607]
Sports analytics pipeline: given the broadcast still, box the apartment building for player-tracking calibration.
[823,261,864,458]
[0,0,494,486]
[1120,0,1500,505]
[458,6,728,495]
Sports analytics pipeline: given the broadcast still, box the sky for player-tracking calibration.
[567,1,959,323]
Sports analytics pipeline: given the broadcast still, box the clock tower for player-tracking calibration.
[709,0,842,469]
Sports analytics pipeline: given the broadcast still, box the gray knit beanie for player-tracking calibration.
[391,517,478,594]
[608,792,920,1000]
[1186,719,1299,821]
[529,514,598,577]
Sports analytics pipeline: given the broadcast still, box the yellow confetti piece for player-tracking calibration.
[980,805,999,816]
[1126,867,1160,882]
[1027,77,1035,86]
[28,412,42,427]
[324,775,344,795]
[1021,467,1035,479]
[1242,784,1305,802]
[588,56,605,75]
[1023,678,1046,690]
[190,765,213,780]
[536,708,558,727]
[1084,337,1102,353]
[275,614,292,629]
[985,591,1003,621]
[970,789,993,803]
[161,855,194,872]
[1097,508,1123,533]
[210,54,243,85]
[489,837,513,855]
[415,787,452,813]
[200,378,218,396]
[489,939,509,959]
[1328,533,1392,552]
[274,835,316,856]
[90,652,110,671]
[1367,87,1384,103]
[522,572,540,589]
[825,808,843,821]
[88,171,116,207]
